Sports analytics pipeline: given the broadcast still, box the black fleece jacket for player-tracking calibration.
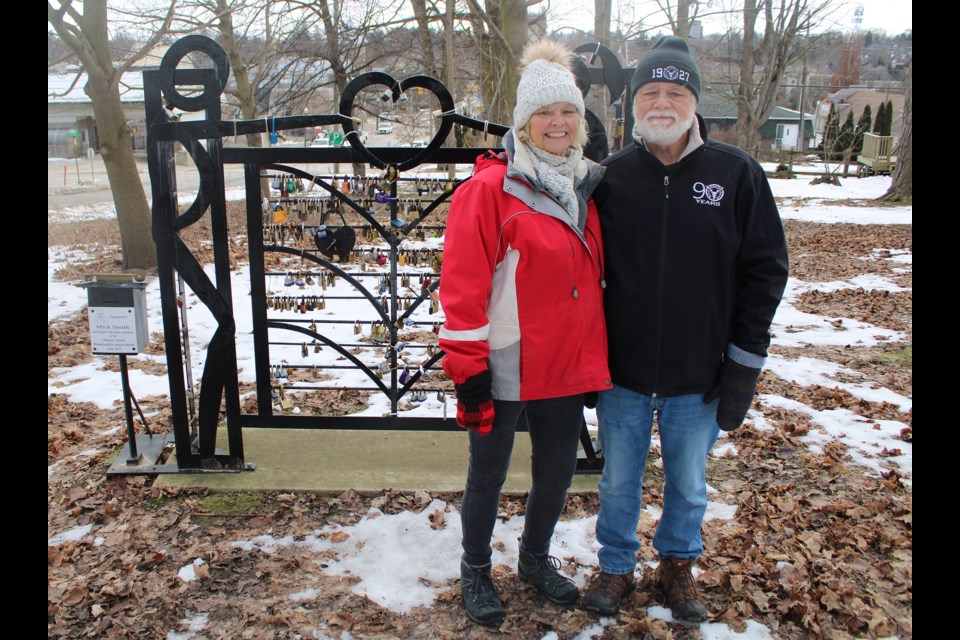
[594,116,789,397]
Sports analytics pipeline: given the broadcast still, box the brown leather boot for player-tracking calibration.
[657,557,707,622]
[581,571,635,616]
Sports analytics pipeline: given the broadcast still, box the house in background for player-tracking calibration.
[812,87,905,147]
[696,92,816,151]
[47,45,193,158]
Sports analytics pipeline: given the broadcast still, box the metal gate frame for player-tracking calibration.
[145,35,630,474]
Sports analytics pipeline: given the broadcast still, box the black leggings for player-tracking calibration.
[460,394,585,566]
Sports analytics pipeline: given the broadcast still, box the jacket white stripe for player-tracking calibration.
[438,324,490,341]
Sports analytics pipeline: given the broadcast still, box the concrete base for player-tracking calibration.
[156,428,601,495]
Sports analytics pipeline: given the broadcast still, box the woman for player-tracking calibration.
[438,40,612,627]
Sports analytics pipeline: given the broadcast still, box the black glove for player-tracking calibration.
[584,391,598,409]
[704,359,761,431]
[454,370,496,435]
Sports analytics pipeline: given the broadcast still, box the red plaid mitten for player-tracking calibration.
[454,370,495,435]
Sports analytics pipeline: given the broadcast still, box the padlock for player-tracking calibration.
[353,321,361,335]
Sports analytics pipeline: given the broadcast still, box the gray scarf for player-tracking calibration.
[523,141,583,222]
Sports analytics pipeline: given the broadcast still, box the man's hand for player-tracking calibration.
[704,359,761,431]
[454,370,495,435]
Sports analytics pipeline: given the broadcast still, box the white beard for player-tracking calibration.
[635,108,696,146]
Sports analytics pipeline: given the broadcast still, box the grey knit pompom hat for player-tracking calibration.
[513,40,585,130]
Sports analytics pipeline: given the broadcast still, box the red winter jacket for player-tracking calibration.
[438,132,613,401]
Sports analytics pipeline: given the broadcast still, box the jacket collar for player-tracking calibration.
[498,129,604,234]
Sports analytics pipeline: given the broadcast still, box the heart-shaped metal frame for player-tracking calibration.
[338,73,456,171]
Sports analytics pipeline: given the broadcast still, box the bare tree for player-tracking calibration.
[463,0,542,128]
[879,57,910,203]
[48,0,176,271]
[656,0,702,39]
[172,2,297,146]
[733,0,833,156]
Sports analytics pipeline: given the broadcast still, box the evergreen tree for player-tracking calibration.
[883,100,895,136]
[819,103,841,161]
[873,101,886,134]
[839,110,855,159]
[854,105,872,154]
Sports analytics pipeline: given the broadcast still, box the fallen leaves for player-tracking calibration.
[46,218,912,640]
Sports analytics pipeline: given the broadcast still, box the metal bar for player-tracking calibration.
[118,355,142,464]
[246,164,274,418]
[222,147,501,165]
[144,68,193,467]
[204,81,245,464]
[239,414,468,431]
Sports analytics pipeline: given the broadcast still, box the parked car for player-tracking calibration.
[378,123,393,134]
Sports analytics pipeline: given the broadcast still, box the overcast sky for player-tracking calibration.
[548,0,911,37]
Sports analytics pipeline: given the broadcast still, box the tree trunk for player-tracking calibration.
[493,0,525,127]
[880,58,911,202]
[49,0,156,270]
[442,0,457,177]
[594,0,612,47]
[675,0,692,39]
[736,0,759,153]
[469,0,524,131]
[86,69,157,270]
[411,0,438,77]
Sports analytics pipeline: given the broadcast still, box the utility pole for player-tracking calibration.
[790,20,811,176]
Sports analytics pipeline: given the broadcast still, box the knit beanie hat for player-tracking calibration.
[513,40,585,131]
[630,35,701,101]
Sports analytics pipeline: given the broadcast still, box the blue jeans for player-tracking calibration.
[461,395,585,566]
[595,385,720,574]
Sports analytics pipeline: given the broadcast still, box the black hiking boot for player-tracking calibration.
[460,560,505,627]
[518,551,580,605]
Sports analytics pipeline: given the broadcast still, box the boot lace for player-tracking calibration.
[662,560,700,603]
[467,567,500,606]
[530,555,570,585]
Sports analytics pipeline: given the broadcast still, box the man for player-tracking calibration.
[582,36,789,622]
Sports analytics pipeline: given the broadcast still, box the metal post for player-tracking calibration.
[118,355,143,465]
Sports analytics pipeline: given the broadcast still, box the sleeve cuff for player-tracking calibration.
[727,343,765,369]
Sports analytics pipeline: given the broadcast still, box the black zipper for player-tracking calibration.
[653,174,670,397]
